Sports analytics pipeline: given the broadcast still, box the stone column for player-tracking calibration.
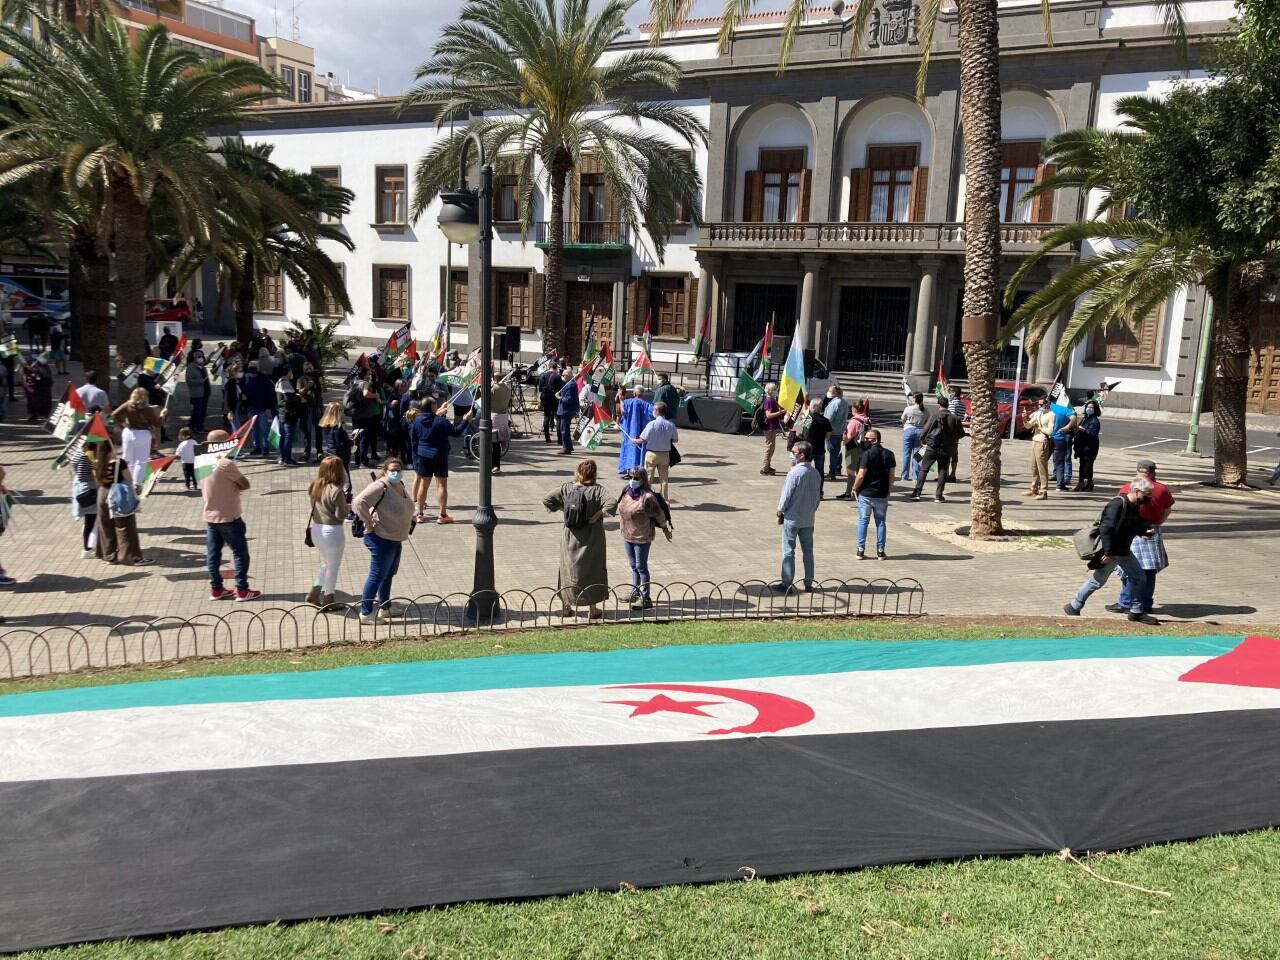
[799,257,821,350]
[705,101,732,222]
[1034,306,1068,384]
[808,96,838,222]
[910,261,939,375]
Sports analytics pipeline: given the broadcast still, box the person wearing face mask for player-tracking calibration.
[1073,401,1102,491]
[1063,476,1159,624]
[352,457,416,624]
[1023,396,1058,500]
[773,441,822,593]
[616,466,673,610]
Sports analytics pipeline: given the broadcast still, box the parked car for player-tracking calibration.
[961,382,1048,438]
[145,298,193,326]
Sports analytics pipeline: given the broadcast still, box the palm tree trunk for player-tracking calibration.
[957,0,1005,537]
[70,228,112,393]
[235,254,256,345]
[542,150,570,354]
[112,184,149,367]
[1213,263,1261,486]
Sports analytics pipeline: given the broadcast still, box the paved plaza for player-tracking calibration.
[2,362,1279,641]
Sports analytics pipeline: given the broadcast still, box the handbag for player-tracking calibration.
[668,444,682,468]
[303,504,315,548]
[75,487,97,508]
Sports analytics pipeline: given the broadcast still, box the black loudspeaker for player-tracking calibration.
[492,331,506,357]
[505,324,522,356]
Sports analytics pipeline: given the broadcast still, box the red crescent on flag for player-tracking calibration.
[604,683,815,736]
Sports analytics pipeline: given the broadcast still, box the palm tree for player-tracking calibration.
[1004,53,1280,487]
[170,138,354,346]
[0,14,281,367]
[403,0,707,352]
[648,0,1186,537]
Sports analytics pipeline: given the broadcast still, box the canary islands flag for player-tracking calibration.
[778,324,806,414]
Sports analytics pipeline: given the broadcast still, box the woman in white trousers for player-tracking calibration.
[111,387,163,491]
[306,456,348,609]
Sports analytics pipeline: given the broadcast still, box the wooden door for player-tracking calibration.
[1248,301,1280,414]
[565,281,613,364]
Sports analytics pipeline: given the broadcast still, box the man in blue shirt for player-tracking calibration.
[774,441,823,593]
[1050,402,1078,491]
[555,375,581,455]
[634,402,678,499]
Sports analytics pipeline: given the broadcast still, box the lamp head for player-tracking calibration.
[437,187,482,245]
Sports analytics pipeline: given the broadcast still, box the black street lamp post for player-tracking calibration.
[437,133,499,623]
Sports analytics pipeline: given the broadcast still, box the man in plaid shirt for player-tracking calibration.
[1111,459,1176,615]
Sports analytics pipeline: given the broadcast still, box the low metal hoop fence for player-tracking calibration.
[0,576,924,680]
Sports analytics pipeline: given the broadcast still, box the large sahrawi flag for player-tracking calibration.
[4,634,1280,951]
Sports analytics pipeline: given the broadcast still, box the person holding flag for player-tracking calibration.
[555,373,581,456]
[759,382,786,475]
[200,429,260,602]
[111,387,166,491]
[630,402,678,500]
[617,385,653,476]
[88,425,153,567]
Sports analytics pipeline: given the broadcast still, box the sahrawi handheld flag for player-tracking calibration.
[578,402,614,450]
[138,456,177,499]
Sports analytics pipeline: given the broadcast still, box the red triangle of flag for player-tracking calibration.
[83,411,110,443]
[65,382,86,414]
[1179,636,1280,690]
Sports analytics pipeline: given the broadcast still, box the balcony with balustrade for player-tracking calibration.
[534,220,631,255]
[695,221,1076,256]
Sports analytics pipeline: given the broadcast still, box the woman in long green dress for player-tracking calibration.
[543,458,616,619]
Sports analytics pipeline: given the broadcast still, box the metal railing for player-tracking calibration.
[0,577,924,681]
[534,221,631,246]
[699,221,1072,253]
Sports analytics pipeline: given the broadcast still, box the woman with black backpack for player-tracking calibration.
[542,458,617,619]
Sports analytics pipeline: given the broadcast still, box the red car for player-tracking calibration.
[145,298,193,326]
[961,382,1048,438]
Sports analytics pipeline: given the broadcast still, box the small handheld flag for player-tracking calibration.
[48,383,86,440]
[580,313,599,371]
[734,371,765,413]
[691,308,710,361]
[935,362,950,401]
[641,312,653,360]
[901,377,913,400]
[267,416,282,452]
[578,402,614,450]
[754,316,775,381]
[141,356,168,376]
[621,349,653,387]
[138,455,177,499]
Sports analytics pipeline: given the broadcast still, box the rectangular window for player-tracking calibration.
[759,149,805,224]
[867,145,917,224]
[449,268,468,327]
[650,275,689,339]
[580,173,606,223]
[375,165,407,225]
[310,264,345,317]
[495,175,520,222]
[1089,303,1163,366]
[280,65,295,101]
[496,271,533,330]
[298,71,311,103]
[999,141,1042,223]
[256,273,283,313]
[311,166,341,223]
[374,265,409,320]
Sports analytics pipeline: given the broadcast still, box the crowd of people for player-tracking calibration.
[0,311,1209,629]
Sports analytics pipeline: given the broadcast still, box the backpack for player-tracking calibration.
[563,484,591,530]
[108,479,140,518]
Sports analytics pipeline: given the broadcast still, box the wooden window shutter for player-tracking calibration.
[743,170,764,222]
[685,275,699,339]
[635,275,650,337]
[909,166,930,222]
[1106,197,1125,221]
[531,271,545,332]
[1137,302,1161,364]
[849,168,871,221]
[1034,163,1057,222]
[797,169,812,221]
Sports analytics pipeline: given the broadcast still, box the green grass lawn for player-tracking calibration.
[9,618,1279,960]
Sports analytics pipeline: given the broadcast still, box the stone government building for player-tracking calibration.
[230,0,1278,414]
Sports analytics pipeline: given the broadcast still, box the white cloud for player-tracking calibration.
[228,0,725,96]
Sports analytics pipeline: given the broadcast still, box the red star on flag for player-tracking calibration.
[604,693,724,718]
